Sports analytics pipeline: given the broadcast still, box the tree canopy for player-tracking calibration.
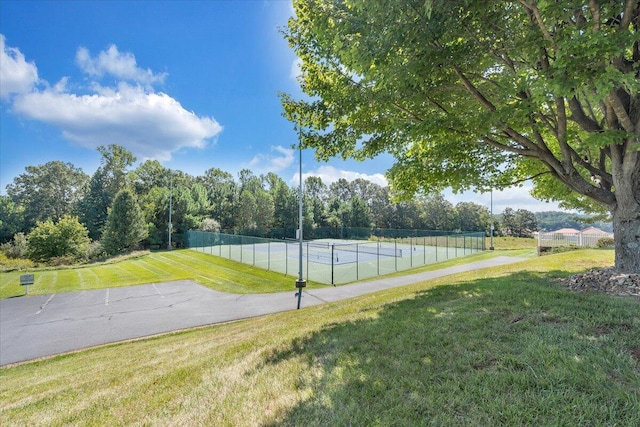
[6,161,88,230]
[102,189,148,255]
[282,0,640,272]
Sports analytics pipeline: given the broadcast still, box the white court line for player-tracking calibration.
[36,294,55,315]
[105,289,109,306]
[152,283,164,297]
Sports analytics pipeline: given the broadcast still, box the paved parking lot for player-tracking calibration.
[0,281,300,366]
[0,256,526,366]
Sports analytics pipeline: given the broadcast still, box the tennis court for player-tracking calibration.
[186,231,485,285]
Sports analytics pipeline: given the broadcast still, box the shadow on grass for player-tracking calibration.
[262,271,640,426]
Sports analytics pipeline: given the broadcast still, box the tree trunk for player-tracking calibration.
[611,175,640,274]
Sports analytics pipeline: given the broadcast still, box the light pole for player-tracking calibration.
[295,134,306,309]
[168,173,173,250]
[489,189,495,250]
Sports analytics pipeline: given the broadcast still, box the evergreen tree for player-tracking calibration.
[102,189,148,255]
[79,145,136,240]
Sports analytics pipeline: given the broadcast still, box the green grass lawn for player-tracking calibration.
[1,248,637,426]
[0,250,318,298]
[0,243,532,299]
[486,235,538,250]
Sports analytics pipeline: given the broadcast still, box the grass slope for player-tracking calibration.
[1,249,638,426]
[0,246,531,299]
[0,250,311,298]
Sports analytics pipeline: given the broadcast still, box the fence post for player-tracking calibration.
[410,237,413,268]
[423,237,426,264]
[356,244,359,280]
[446,236,449,259]
[377,241,380,276]
[331,244,335,285]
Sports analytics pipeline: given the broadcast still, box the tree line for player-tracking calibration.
[1,144,551,264]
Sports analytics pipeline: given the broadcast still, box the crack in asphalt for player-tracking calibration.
[24,297,198,326]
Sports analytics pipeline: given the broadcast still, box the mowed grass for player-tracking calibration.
[486,235,538,250]
[0,241,532,299]
[2,249,638,426]
[0,250,308,298]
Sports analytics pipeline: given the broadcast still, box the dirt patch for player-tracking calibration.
[558,268,640,302]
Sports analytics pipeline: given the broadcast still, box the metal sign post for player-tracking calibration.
[295,141,306,309]
[20,274,34,295]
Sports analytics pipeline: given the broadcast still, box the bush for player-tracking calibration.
[0,232,27,258]
[200,218,221,233]
[0,252,35,271]
[86,241,105,261]
[596,237,615,248]
[26,216,90,263]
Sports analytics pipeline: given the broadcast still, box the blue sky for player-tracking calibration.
[0,0,563,213]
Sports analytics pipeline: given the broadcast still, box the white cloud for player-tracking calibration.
[295,165,388,187]
[13,82,222,161]
[248,145,295,173]
[3,39,221,161]
[76,45,167,85]
[0,34,39,99]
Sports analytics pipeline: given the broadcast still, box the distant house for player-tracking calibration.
[552,227,580,234]
[581,226,612,237]
[538,226,613,249]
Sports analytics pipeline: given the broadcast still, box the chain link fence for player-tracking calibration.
[185,230,485,285]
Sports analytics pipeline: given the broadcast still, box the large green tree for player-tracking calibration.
[101,189,148,255]
[79,145,136,240]
[456,202,491,233]
[418,194,459,231]
[6,161,88,230]
[199,168,238,230]
[502,207,539,237]
[0,196,25,243]
[282,0,640,272]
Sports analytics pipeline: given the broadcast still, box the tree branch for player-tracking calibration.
[619,0,636,31]
[519,0,558,50]
[555,96,574,169]
[503,171,553,187]
[607,91,635,132]
[568,96,603,132]
[482,136,535,157]
[453,67,496,112]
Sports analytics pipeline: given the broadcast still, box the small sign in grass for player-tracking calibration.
[19,274,34,295]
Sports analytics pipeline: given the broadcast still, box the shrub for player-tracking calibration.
[0,232,27,258]
[86,241,105,261]
[200,218,221,232]
[26,216,90,263]
[0,252,35,271]
[596,237,615,248]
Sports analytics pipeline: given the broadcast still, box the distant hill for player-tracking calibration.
[534,211,612,232]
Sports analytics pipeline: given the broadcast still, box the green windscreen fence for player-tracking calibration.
[185,230,485,286]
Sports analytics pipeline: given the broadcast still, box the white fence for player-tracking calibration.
[537,230,613,250]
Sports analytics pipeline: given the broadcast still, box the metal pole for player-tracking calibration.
[295,140,306,308]
[490,189,495,250]
[168,174,173,250]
